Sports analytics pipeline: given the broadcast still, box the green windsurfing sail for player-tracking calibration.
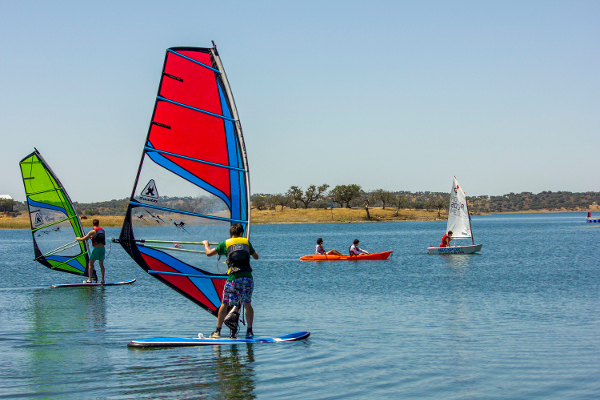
[19,149,91,277]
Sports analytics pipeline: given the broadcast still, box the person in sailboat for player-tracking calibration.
[315,238,342,256]
[440,231,453,247]
[76,219,106,283]
[203,223,259,339]
[349,239,370,255]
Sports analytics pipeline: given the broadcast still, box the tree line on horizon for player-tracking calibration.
[4,188,599,217]
[251,185,600,216]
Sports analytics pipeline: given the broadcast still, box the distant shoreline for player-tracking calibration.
[1,206,597,230]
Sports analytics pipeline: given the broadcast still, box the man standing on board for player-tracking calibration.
[76,218,106,283]
[203,223,259,339]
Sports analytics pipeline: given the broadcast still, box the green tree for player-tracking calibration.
[432,196,449,217]
[0,198,16,212]
[362,191,377,220]
[286,186,303,209]
[372,189,395,209]
[390,194,407,217]
[251,195,267,211]
[330,184,362,208]
[287,184,330,208]
[299,184,330,208]
[267,194,289,211]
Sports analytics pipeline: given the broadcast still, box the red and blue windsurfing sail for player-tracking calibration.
[118,45,251,318]
[19,149,91,277]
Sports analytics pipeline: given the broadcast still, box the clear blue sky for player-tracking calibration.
[1,1,598,202]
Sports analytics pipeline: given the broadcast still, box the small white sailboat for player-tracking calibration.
[427,177,482,255]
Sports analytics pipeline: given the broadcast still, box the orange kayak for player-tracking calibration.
[299,251,393,261]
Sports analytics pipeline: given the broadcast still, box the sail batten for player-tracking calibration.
[128,201,247,223]
[157,96,236,121]
[32,218,70,232]
[167,49,221,73]
[119,45,250,319]
[144,147,247,172]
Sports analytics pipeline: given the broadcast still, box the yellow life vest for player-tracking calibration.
[225,237,252,275]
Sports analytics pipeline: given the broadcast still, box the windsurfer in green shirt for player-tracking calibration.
[202,223,259,338]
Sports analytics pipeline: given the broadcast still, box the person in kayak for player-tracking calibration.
[315,238,342,256]
[203,223,259,339]
[349,239,370,255]
[440,231,453,247]
[76,218,106,283]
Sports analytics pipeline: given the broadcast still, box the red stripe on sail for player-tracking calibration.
[149,101,231,198]
[141,253,219,312]
[160,51,221,115]
[212,278,226,302]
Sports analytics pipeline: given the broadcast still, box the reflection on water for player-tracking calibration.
[28,287,107,338]
[439,253,478,270]
[25,287,107,396]
[120,344,256,399]
[211,344,256,399]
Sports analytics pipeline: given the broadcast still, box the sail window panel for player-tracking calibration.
[159,51,221,115]
[32,218,82,258]
[131,209,231,275]
[149,100,229,166]
[28,205,67,229]
[134,154,232,219]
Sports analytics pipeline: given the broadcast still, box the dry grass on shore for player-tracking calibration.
[1,205,597,229]
[0,208,443,229]
[0,213,125,230]
[251,206,446,224]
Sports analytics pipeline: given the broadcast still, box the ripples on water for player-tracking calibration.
[0,213,599,399]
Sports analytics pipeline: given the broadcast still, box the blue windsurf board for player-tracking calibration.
[127,331,310,348]
[51,278,136,288]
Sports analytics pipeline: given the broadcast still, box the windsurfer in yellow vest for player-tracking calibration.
[76,218,106,283]
[202,223,259,339]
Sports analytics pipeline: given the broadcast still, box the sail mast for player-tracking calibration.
[210,42,251,238]
[464,188,475,245]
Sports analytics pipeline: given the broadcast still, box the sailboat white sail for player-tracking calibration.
[427,177,482,255]
[447,176,472,240]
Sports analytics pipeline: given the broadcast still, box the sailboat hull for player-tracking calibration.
[427,244,483,255]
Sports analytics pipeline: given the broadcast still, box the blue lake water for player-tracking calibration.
[0,213,599,399]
